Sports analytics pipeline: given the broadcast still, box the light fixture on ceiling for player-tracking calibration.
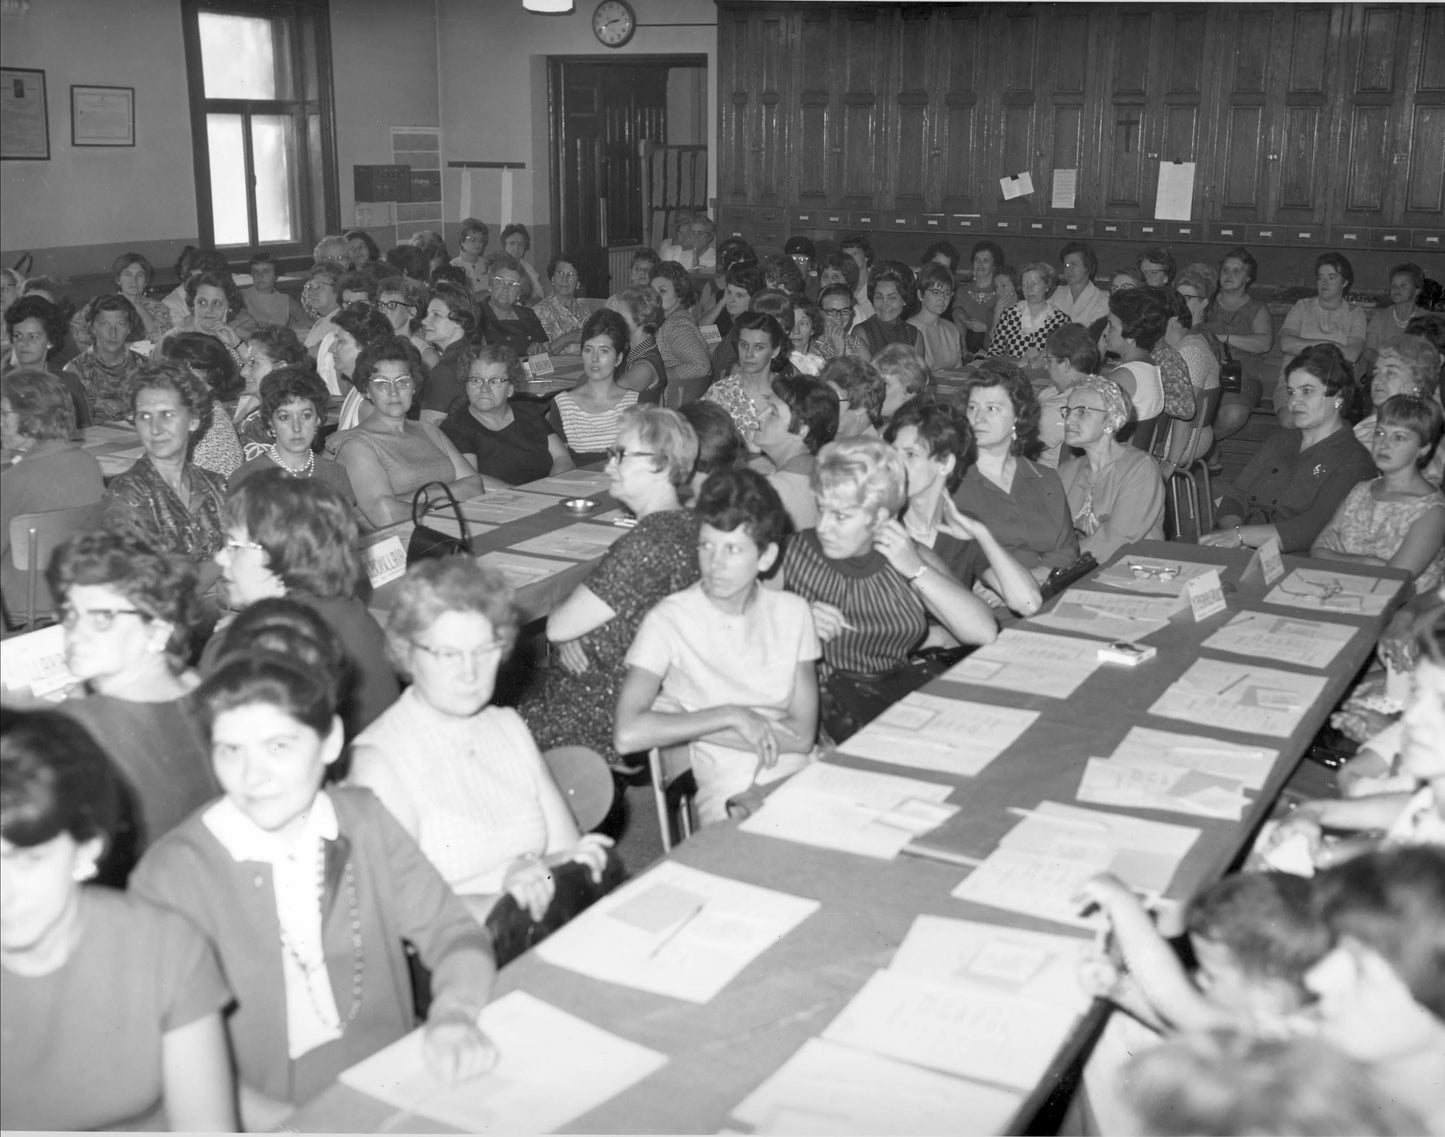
[523,0,573,12]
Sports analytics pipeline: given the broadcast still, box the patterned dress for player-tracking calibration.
[984,303,1072,359]
[65,350,144,424]
[521,508,701,764]
[534,295,591,344]
[102,455,227,562]
[1314,480,1445,591]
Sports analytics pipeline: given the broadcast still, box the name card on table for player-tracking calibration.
[1186,569,1227,621]
[1241,536,1285,590]
[361,535,408,588]
[698,323,722,347]
[525,352,555,377]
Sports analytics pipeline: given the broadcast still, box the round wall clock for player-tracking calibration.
[592,0,636,48]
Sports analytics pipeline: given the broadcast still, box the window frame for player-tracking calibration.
[180,0,340,257]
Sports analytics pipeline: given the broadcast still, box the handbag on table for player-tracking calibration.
[407,480,473,565]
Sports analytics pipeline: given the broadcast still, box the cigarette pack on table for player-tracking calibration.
[1097,641,1157,667]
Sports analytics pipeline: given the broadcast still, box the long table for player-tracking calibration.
[289,540,1409,1135]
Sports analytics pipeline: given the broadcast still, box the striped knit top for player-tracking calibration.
[782,528,927,677]
[549,388,639,463]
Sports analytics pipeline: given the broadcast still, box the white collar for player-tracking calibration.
[203,791,339,865]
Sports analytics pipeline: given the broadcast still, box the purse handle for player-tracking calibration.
[410,480,470,551]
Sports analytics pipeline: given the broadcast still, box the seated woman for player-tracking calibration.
[753,373,839,531]
[449,219,489,295]
[1353,338,1441,445]
[1203,345,1375,553]
[234,324,309,453]
[335,339,486,530]
[102,362,228,577]
[628,247,663,289]
[441,343,573,485]
[698,239,757,334]
[157,270,257,370]
[500,223,546,301]
[240,251,310,333]
[813,283,872,364]
[955,241,1017,356]
[1364,262,1428,373]
[884,398,1042,617]
[822,354,886,440]
[908,261,963,371]
[3,293,92,428]
[615,469,820,824]
[788,295,826,376]
[48,528,217,881]
[984,262,1072,365]
[0,708,236,1132]
[350,558,618,961]
[211,471,397,736]
[535,252,591,355]
[1202,246,1273,443]
[548,308,640,465]
[1313,395,1445,591]
[954,360,1080,581]
[475,253,548,359]
[1037,323,1101,468]
[608,285,667,404]
[1159,275,1221,470]
[131,649,498,1130]
[327,303,397,434]
[64,295,146,424]
[1102,286,1169,443]
[657,208,696,265]
[0,370,104,629]
[710,263,766,353]
[1050,241,1110,328]
[680,399,744,500]
[650,261,714,403]
[704,310,789,436]
[520,408,701,767]
[1276,252,1367,409]
[156,332,246,479]
[875,342,930,421]
[417,282,480,422]
[761,254,806,299]
[1058,375,1167,561]
[102,252,173,343]
[779,437,998,742]
[855,261,921,357]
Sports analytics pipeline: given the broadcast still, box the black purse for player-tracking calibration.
[1218,340,1244,394]
[1040,552,1099,601]
[407,481,472,565]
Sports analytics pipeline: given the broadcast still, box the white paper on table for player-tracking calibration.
[822,970,1079,1091]
[890,915,1092,1015]
[942,628,1103,699]
[1030,588,1180,642]
[730,1037,1022,1136]
[1203,611,1358,671]
[1265,569,1394,616]
[999,801,1200,896]
[838,693,1038,777]
[509,522,625,561]
[1076,757,1250,820]
[1150,658,1327,739]
[1110,726,1276,789]
[337,990,666,1133]
[475,550,571,589]
[0,624,79,700]
[1051,168,1078,210]
[522,470,614,497]
[1093,557,1222,597]
[1154,160,1196,221]
[455,490,560,525]
[951,846,1107,928]
[738,762,956,859]
[535,861,819,1003]
[999,172,1034,200]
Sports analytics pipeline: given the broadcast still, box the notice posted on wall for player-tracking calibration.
[1051,168,1078,210]
[1154,160,1196,221]
[1000,171,1034,200]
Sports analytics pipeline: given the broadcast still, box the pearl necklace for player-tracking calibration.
[268,443,316,478]
[1392,305,1417,329]
[277,843,364,1033]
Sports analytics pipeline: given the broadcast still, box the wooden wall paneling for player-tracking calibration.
[991,9,1043,215]
[938,7,985,214]
[719,9,751,206]
[1154,6,1209,226]
[1101,8,1154,214]
[751,10,790,206]
[839,6,889,208]
[1335,4,1408,222]
[796,6,834,206]
[1401,5,1445,225]
[1045,8,1092,215]
[1215,6,1277,219]
[890,5,933,213]
[1275,5,1336,218]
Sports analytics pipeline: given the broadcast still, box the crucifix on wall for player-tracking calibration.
[1117,109,1142,153]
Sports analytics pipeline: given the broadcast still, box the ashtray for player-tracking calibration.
[560,497,597,514]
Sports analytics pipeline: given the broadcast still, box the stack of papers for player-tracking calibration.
[1075,757,1251,819]
[838,693,1038,777]
[1093,557,1222,596]
[522,469,613,497]
[1149,658,1327,738]
[1109,726,1277,788]
[1031,588,1181,642]
[1203,611,1357,670]
[951,802,1200,927]
[738,762,959,859]
[1265,569,1394,616]
[338,991,666,1133]
[535,862,819,1003]
[941,629,1104,699]
[510,522,626,560]
[456,490,560,525]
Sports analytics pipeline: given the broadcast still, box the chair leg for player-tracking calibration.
[647,748,673,854]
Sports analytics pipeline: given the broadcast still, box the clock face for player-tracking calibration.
[593,0,635,47]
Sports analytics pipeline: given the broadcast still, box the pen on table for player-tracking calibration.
[1216,672,1249,697]
[1007,807,1110,831]
[901,844,983,869]
[649,903,705,958]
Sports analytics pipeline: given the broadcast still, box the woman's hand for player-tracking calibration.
[873,519,924,578]
[556,639,591,675]
[422,1012,498,1087]
[502,852,555,922]
[233,393,261,425]
[939,496,987,543]
[730,708,799,770]
[809,601,852,642]
[568,833,614,883]
[1198,527,1244,549]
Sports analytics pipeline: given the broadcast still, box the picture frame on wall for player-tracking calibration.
[71,85,135,147]
[1,68,50,161]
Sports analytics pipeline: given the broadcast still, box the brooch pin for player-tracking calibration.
[1312,464,1326,477]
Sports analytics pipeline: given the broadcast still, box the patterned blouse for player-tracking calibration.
[703,372,772,436]
[65,350,144,424]
[656,308,714,384]
[984,303,1072,360]
[855,315,920,357]
[1314,480,1445,592]
[102,454,227,562]
[534,295,591,344]
[190,409,245,479]
[1151,343,1197,421]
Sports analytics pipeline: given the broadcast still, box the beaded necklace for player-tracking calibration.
[277,843,364,1032]
[1392,305,1418,330]
[268,443,316,478]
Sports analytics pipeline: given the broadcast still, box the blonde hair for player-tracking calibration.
[811,436,906,516]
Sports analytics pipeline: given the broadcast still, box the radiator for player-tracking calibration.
[607,245,647,296]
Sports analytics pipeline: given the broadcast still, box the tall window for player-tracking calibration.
[182,0,338,252]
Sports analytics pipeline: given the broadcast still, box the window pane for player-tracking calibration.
[252,115,297,243]
[198,12,278,99]
[207,114,249,246]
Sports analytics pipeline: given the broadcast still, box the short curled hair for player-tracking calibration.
[734,309,787,356]
[332,301,394,350]
[47,526,198,661]
[717,238,757,274]
[821,354,885,428]
[458,341,525,388]
[772,374,839,456]
[748,290,794,340]
[883,396,976,493]
[1109,286,1171,352]
[581,306,631,356]
[1137,245,1177,282]
[963,358,1043,459]
[129,358,213,423]
[1020,261,1058,296]
[1389,262,1425,293]
[921,241,960,273]
[247,324,308,370]
[500,223,531,253]
[547,250,580,280]
[867,261,920,319]
[1376,394,1444,466]
[354,337,427,395]
[761,254,805,297]
[620,405,699,492]
[343,229,381,262]
[695,466,790,555]
[1376,339,1442,398]
[650,260,696,308]
[4,294,67,357]
[459,218,490,245]
[197,649,337,738]
[1218,245,1260,290]
[817,252,860,291]
[916,261,956,297]
[1285,342,1356,403]
[840,233,874,266]
[613,286,662,336]
[679,400,743,477]
[336,270,375,302]
[873,343,930,402]
[812,436,906,517]
[792,295,824,345]
[725,264,766,298]
[158,331,241,401]
[385,556,518,678]
[81,293,145,342]
[485,251,526,283]
[1,707,119,849]
[969,240,1007,273]
[111,252,154,285]
[185,270,244,317]
[1,368,75,441]
[223,469,361,600]
[313,235,353,266]
[630,248,662,278]
[1058,240,1099,279]
[384,245,431,281]
[1315,251,1355,294]
[258,364,330,423]
[1045,323,1101,373]
[429,282,480,338]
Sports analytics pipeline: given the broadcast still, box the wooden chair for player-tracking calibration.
[1163,386,1224,541]
[648,744,696,853]
[8,503,107,629]
[540,746,616,834]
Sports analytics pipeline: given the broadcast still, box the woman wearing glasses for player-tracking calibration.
[1057,376,1166,561]
[334,339,485,530]
[814,284,871,363]
[476,254,548,360]
[521,407,700,768]
[548,308,640,465]
[47,527,217,883]
[351,557,618,962]
[442,344,574,484]
[908,262,963,370]
[535,254,591,354]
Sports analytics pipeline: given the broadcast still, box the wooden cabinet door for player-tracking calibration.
[795,5,836,207]
[1333,5,1411,226]
[1272,5,1340,223]
[890,5,936,214]
[717,6,791,208]
[1213,6,1281,221]
[936,7,987,214]
[1398,4,1445,228]
[836,6,891,209]
[990,8,1046,216]
[1098,8,1155,217]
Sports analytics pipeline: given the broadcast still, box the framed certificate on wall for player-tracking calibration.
[71,85,135,147]
[1,68,50,160]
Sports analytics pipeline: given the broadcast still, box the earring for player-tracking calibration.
[73,861,97,883]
